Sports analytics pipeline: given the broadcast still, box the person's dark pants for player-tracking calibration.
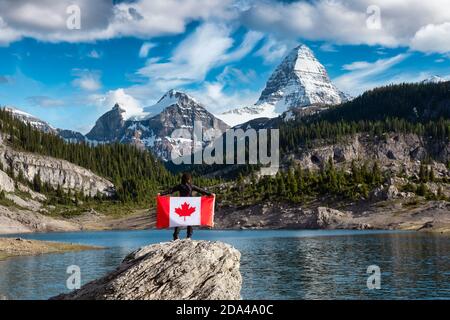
[173,226,193,240]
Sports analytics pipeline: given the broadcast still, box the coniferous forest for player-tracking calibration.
[0,108,178,205]
[0,82,449,210]
[280,82,450,152]
[218,82,450,206]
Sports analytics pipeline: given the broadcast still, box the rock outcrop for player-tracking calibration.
[313,207,351,229]
[0,205,80,234]
[0,169,14,192]
[0,141,115,197]
[86,91,229,161]
[51,240,242,300]
[290,133,450,177]
[85,104,126,142]
[215,202,353,230]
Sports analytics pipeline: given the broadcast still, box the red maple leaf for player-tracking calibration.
[174,202,196,221]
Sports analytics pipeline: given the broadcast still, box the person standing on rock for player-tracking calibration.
[158,173,213,240]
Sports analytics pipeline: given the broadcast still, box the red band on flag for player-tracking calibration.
[156,195,215,229]
[200,196,215,227]
[156,195,170,228]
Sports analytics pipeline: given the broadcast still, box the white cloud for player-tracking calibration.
[334,54,409,95]
[127,21,263,113]
[2,0,450,56]
[411,22,450,53]
[241,0,450,53]
[137,23,232,90]
[319,43,338,52]
[72,69,101,91]
[342,61,372,71]
[0,17,21,45]
[89,88,144,119]
[255,36,290,64]
[191,81,260,113]
[133,22,262,102]
[217,66,256,85]
[0,0,236,45]
[217,30,264,64]
[139,42,155,58]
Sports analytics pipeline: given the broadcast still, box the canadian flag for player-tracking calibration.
[156,195,215,228]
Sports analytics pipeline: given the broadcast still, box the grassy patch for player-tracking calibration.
[0,252,10,261]
[43,200,151,219]
[0,194,25,209]
[403,198,422,208]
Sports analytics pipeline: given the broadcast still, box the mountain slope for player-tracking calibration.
[122,90,230,160]
[218,45,348,126]
[0,107,175,204]
[315,81,450,123]
[422,75,447,84]
[1,106,87,143]
[86,104,126,142]
[256,44,346,109]
[1,106,56,133]
[86,90,229,161]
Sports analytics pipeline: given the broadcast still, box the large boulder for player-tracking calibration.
[51,240,242,300]
[313,207,351,228]
[0,170,14,193]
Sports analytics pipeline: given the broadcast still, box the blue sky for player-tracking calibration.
[0,0,450,133]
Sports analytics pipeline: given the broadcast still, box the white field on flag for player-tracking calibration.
[169,197,201,227]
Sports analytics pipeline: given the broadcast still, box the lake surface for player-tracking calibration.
[0,229,449,300]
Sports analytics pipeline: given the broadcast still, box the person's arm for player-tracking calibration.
[159,185,180,196]
[192,185,213,196]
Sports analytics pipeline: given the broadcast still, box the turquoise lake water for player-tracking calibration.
[0,229,449,300]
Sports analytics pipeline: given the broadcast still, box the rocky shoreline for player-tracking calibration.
[215,200,450,233]
[1,197,449,235]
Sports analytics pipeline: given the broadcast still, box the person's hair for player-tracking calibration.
[181,172,192,184]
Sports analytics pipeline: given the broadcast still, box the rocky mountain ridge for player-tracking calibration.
[86,90,229,161]
[2,106,56,133]
[287,133,450,175]
[0,134,115,197]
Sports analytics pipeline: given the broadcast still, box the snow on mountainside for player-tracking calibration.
[2,106,57,133]
[130,90,184,121]
[421,75,447,84]
[218,105,278,128]
[57,129,87,143]
[125,90,229,161]
[217,45,349,127]
[86,90,229,161]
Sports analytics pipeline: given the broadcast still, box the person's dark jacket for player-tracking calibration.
[160,183,212,197]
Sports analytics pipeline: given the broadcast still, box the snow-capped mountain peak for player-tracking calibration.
[256,44,346,111]
[85,103,127,142]
[217,44,348,126]
[159,89,198,103]
[2,106,56,133]
[112,103,126,112]
[132,89,203,121]
[85,90,229,160]
[421,75,447,84]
